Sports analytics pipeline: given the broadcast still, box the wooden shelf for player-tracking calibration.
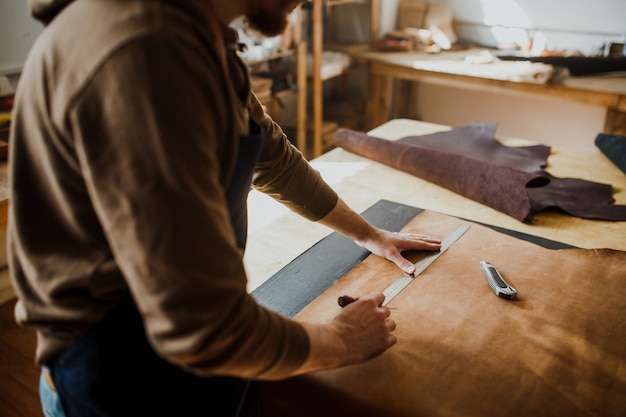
[327,0,368,6]
[241,7,307,152]
[242,49,295,66]
[310,0,379,158]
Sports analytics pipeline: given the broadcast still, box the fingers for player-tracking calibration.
[362,296,397,350]
[388,234,440,259]
[386,253,417,274]
[359,291,385,307]
[400,233,441,248]
[383,309,397,347]
[395,231,441,241]
[401,259,416,274]
[360,294,395,327]
[333,293,397,362]
[388,232,442,274]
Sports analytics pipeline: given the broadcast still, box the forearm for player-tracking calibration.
[317,198,381,245]
[251,93,339,222]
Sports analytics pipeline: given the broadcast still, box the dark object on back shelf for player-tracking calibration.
[596,133,626,176]
[376,34,415,52]
[495,54,626,76]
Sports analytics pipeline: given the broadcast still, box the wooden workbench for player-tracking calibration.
[245,119,626,417]
[351,49,626,137]
[244,118,626,291]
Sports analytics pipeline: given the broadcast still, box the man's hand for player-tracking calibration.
[318,198,441,274]
[294,199,441,376]
[356,229,441,274]
[328,292,396,363]
[296,293,396,374]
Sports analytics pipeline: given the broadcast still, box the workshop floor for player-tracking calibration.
[0,298,42,417]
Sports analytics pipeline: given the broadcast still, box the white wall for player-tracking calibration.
[3,0,625,71]
[0,0,43,75]
[379,0,625,54]
[415,84,607,149]
[441,0,624,54]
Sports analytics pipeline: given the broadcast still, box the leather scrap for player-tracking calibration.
[333,124,626,222]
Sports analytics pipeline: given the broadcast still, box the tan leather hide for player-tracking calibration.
[260,210,626,417]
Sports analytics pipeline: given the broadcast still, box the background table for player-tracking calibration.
[351,50,626,137]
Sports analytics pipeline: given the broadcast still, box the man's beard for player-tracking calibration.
[245,9,289,38]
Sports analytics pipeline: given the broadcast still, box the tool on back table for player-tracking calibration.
[481,260,517,300]
[339,224,471,308]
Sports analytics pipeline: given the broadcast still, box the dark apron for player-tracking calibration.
[49,120,265,417]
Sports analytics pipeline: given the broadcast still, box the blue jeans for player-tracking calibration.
[39,368,66,417]
[43,295,257,417]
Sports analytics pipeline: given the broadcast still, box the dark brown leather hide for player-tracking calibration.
[333,124,626,222]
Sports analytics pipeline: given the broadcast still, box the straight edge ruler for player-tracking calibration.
[382,224,471,306]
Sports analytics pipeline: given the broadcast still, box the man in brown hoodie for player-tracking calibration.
[9,0,440,415]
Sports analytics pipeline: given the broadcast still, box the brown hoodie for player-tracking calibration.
[9,0,337,379]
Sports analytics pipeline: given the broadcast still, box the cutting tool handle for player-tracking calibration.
[481,261,517,300]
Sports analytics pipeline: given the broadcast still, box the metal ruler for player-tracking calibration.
[382,224,470,306]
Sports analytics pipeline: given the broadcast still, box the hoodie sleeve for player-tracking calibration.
[249,92,338,221]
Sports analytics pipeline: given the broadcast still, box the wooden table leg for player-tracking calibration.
[366,74,393,130]
[395,80,420,120]
[604,108,626,136]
